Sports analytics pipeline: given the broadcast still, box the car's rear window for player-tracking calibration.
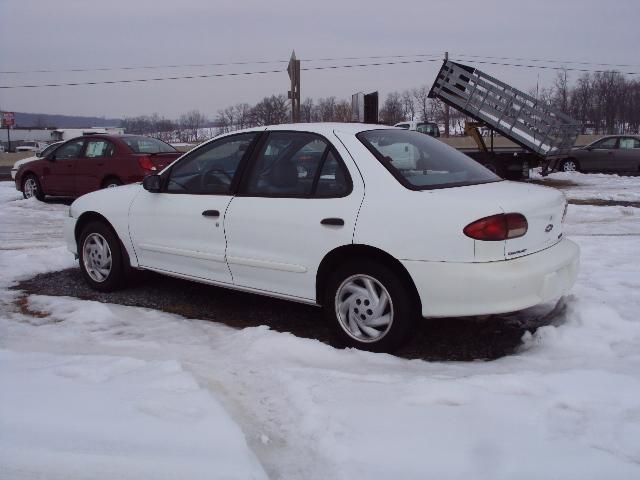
[357,129,500,190]
[122,136,176,154]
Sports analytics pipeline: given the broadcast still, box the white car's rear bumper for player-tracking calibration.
[402,238,580,318]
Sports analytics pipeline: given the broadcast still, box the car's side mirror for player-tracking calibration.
[47,154,56,161]
[142,174,162,192]
[586,146,593,151]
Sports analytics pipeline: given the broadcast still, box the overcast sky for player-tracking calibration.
[1,0,638,120]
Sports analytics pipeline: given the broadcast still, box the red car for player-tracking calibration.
[15,134,182,200]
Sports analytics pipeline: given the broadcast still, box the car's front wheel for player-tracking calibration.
[324,261,416,352]
[560,159,579,173]
[78,221,127,292]
[22,174,44,200]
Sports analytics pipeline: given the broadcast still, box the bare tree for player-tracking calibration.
[379,92,404,125]
[251,95,289,126]
[413,85,431,122]
[301,98,314,123]
[401,90,416,121]
[179,110,207,142]
[334,100,352,122]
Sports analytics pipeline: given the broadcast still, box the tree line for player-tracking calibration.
[120,69,640,142]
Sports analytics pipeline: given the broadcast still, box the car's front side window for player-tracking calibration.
[54,139,85,160]
[242,131,350,197]
[166,132,256,194]
[593,138,618,149]
[358,129,500,190]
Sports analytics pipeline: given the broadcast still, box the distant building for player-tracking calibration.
[50,127,125,141]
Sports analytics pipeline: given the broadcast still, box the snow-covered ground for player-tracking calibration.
[1,174,639,479]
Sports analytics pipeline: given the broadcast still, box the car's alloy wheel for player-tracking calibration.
[22,174,44,200]
[102,178,123,189]
[335,274,394,342]
[562,160,578,172]
[325,261,416,352]
[82,233,112,282]
[78,221,127,292]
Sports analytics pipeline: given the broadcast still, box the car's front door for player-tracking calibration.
[582,137,618,172]
[224,130,364,301]
[128,132,259,284]
[75,138,117,195]
[41,139,85,195]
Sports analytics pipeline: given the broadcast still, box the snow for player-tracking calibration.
[1,174,640,479]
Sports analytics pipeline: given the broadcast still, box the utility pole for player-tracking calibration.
[444,51,450,138]
[287,50,301,123]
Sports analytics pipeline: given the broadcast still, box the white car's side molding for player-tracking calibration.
[138,243,226,263]
[226,255,308,274]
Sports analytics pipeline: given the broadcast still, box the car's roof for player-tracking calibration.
[224,122,394,137]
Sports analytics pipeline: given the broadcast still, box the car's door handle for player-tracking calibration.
[202,210,220,217]
[321,217,344,226]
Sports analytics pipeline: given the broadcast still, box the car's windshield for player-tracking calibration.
[358,129,500,190]
[38,143,60,157]
[122,136,176,154]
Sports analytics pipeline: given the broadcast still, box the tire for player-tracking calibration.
[22,173,45,201]
[323,260,417,352]
[102,177,123,189]
[78,221,127,292]
[560,159,579,173]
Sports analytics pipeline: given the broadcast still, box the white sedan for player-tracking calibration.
[65,123,579,352]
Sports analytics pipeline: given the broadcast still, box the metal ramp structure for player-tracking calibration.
[429,61,581,159]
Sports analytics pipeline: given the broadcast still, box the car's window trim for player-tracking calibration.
[236,130,353,199]
[357,129,502,191]
[160,131,262,196]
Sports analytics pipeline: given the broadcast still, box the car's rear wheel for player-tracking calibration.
[560,159,579,173]
[102,177,123,189]
[324,261,416,352]
[78,221,127,292]
[22,174,44,200]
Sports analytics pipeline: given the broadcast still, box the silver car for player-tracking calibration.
[559,136,640,173]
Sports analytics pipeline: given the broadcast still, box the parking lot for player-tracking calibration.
[1,171,639,479]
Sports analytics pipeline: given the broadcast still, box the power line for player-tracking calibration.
[451,58,640,75]
[0,58,444,89]
[1,56,638,89]
[0,53,443,75]
[454,53,640,69]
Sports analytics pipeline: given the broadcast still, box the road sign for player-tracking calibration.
[2,112,15,128]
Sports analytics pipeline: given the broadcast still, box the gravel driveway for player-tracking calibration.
[15,267,564,361]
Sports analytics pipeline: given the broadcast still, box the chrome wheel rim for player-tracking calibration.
[82,233,112,282]
[335,274,394,343]
[563,161,576,172]
[106,183,119,188]
[24,177,37,198]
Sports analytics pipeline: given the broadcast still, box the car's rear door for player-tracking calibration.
[41,139,85,195]
[75,138,117,195]
[617,137,640,171]
[224,130,363,301]
[128,132,259,284]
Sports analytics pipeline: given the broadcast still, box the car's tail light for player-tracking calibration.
[138,156,157,172]
[463,213,528,241]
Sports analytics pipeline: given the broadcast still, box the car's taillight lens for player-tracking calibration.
[463,213,528,241]
[138,156,157,171]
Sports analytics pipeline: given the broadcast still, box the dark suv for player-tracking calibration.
[15,134,182,200]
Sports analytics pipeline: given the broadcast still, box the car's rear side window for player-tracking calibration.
[242,131,351,198]
[357,129,500,190]
[123,136,176,154]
